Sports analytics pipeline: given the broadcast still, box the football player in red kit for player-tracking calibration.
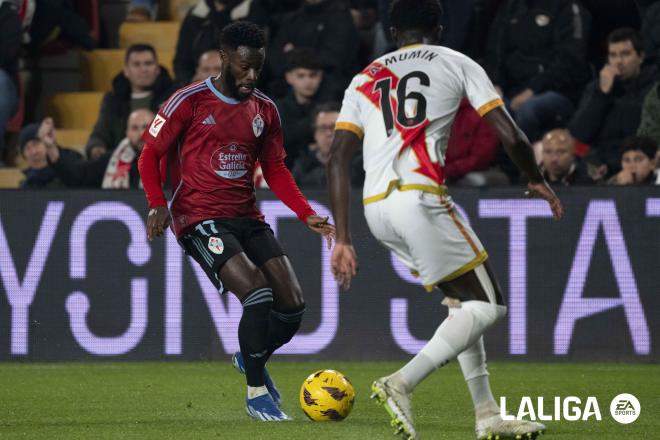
[138,21,335,421]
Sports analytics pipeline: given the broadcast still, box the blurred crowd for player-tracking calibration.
[2,0,660,189]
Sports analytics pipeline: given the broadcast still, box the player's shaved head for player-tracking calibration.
[389,0,443,42]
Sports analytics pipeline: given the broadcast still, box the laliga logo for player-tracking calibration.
[499,396,602,422]
[500,394,641,423]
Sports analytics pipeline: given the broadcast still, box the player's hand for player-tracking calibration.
[526,181,564,220]
[306,215,336,249]
[147,206,171,241]
[331,242,358,290]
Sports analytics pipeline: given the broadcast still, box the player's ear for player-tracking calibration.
[436,25,443,41]
[219,48,229,65]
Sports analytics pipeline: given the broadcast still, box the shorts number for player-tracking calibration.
[374,70,430,136]
[195,220,219,236]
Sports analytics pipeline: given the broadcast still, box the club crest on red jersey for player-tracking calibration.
[210,143,249,179]
[252,114,264,137]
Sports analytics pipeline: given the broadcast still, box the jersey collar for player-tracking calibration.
[400,43,423,50]
[205,77,241,105]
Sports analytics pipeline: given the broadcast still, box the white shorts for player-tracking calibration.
[364,189,487,291]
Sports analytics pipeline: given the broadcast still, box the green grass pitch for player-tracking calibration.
[1,361,658,439]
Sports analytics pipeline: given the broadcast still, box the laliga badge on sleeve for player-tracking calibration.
[208,236,224,255]
[149,115,166,137]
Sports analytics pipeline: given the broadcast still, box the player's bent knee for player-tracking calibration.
[275,285,304,311]
[288,286,304,308]
[461,300,507,331]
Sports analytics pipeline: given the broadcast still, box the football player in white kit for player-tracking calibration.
[328,0,563,439]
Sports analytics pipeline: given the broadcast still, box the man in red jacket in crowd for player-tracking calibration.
[445,98,504,186]
[138,21,334,421]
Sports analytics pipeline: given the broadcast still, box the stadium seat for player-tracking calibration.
[47,92,104,130]
[80,50,125,92]
[0,168,24,188]
[168,0,196,20]
[56,129,92,156]
[119,22,181,52]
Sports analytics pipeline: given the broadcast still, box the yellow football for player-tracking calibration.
[299,369,356,421]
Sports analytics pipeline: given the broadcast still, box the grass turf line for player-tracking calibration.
[0,361,657,439]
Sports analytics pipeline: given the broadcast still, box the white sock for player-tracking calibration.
[397,301,506,392]
[458,337,499,418]
[398,351,438,392]
[247,385,269,399]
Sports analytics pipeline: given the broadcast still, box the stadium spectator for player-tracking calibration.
[607,135,658,185]
[86,44,172,161]
[276,48,337,167]
[638,82,660,145]
[440,0,475,53]
[266,0,358,98]
[0,0,21,167]
[641,1,660,65]
[27,0,97,51]
[125,0,155,22]
[350,0,379,67]
[483,0,591,142]
[173,0,242,84]
[569,28,657,175]
[246,0,301,28]
[191,50,222,83]
[444,98,503,186]
[48,109,155,188]
[293,102,363,188]
[19,118,82,188]
[537,128,592,186]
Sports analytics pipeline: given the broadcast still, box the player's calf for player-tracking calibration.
[238,287,274,390]
[266,305,306,356]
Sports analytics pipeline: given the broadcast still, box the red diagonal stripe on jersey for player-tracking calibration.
[399,121,444,184]
[356,62,399,108]
[357,62,443,185]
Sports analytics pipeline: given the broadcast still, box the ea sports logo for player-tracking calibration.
[610,393,640,424]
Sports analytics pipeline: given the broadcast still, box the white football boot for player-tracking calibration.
[476,413,546,439]
[371,375,418,440]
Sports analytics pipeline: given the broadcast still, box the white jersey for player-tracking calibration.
[336,44,503,205]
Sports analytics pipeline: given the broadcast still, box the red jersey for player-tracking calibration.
[139,78,315,238]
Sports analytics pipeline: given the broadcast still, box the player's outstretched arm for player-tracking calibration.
[483,107,564,220]
[328,129,362,289]
[260,159,335,247]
